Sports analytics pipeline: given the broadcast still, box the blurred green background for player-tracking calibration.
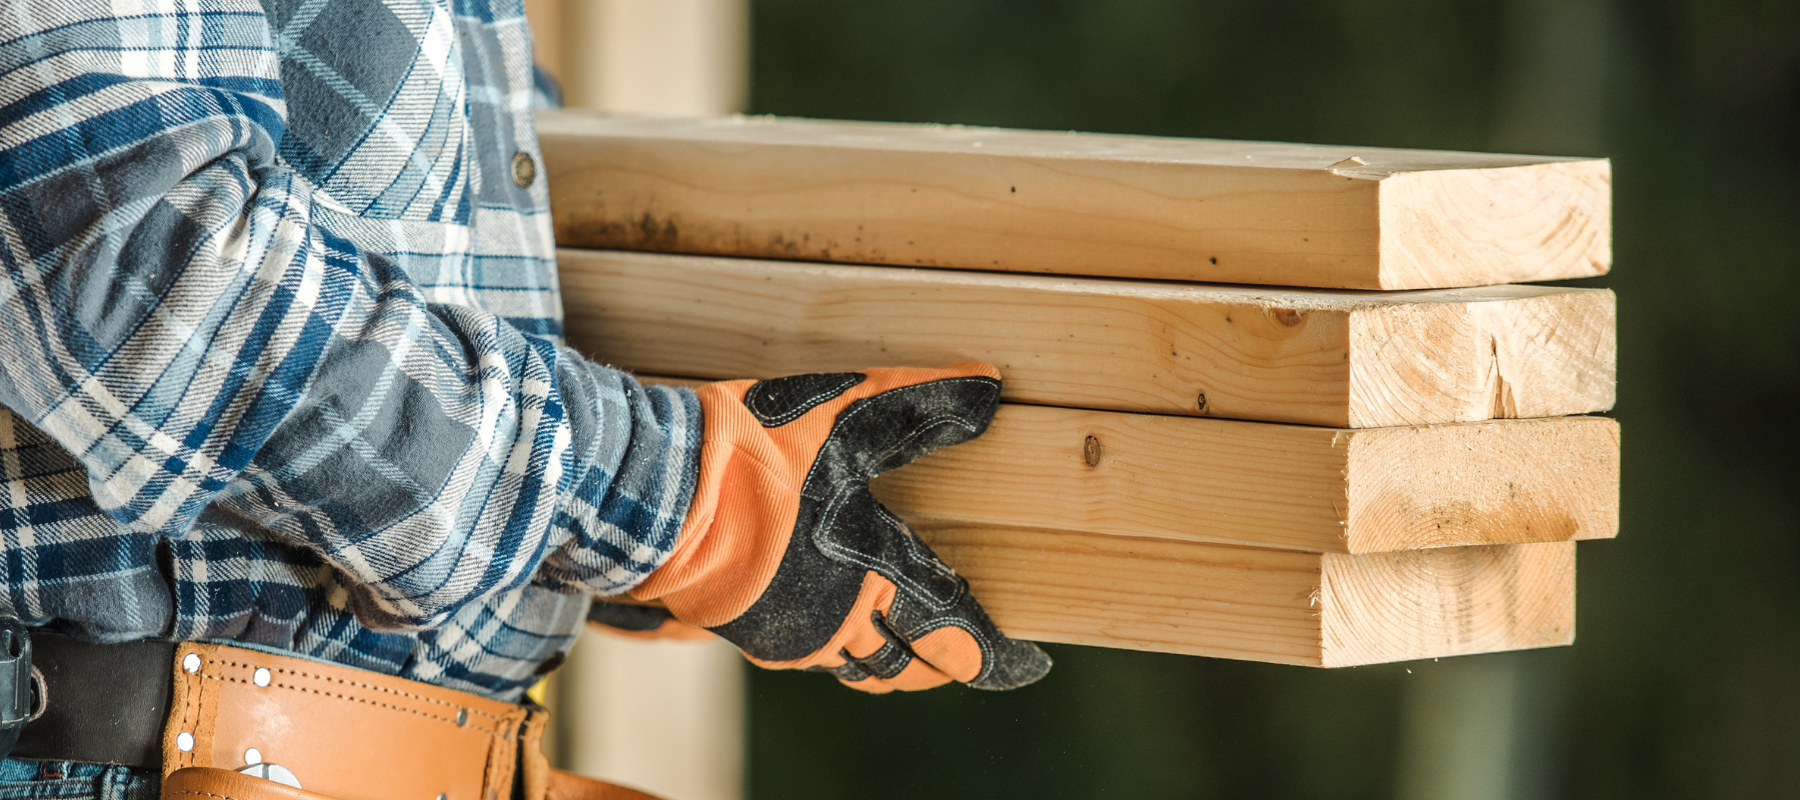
[738,1,1800,798]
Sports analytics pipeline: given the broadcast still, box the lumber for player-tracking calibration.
[559,249,1617,427]
[537,111,1611,291]
[635,377,1619,554]
[607,532,1574,666]
[915,527,1575,667]
[876,408,1618,554]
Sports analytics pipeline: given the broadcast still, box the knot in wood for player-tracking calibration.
[1083,435,1103,467]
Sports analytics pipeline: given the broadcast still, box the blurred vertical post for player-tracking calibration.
[1393,651,1569,800]
[556,630,746,800]
[521,2,749,799]
[526,0,748,116]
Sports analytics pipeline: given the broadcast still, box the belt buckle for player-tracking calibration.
[0,613,30,760]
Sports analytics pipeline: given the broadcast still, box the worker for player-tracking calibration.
[0,1,1050,798]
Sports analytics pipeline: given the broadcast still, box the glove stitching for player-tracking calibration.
[794,376,999,496]
[795,376,996,609]
[871,500,964,588]
[742,375,1005,684]
[813,482,961,611]
[797,410,980,503]
[889,592,999,685]
[838,632,912,681]
[746,373,866,427]
[865,414,983,476]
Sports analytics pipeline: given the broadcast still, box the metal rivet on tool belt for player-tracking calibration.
[455,708,469,727]
[437,793,448,800]
[511,151,535,187]
[253,667,271,687]
[244,748,262,765]
[183,653,201,674]
[177,732,194,752]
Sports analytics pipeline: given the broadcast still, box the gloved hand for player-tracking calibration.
[630,363,1051,692]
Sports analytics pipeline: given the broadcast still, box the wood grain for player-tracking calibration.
[915,527,1576,667]
[634,377,1619,555]
[872,407,1618,554]
[559,249,1616,427]
[539,111,1611,291]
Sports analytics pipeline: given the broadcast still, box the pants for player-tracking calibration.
[0,760,157,800]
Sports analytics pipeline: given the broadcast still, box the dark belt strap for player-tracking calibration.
[11,632,174,769]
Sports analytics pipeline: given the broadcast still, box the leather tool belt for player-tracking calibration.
[13,634,658,800]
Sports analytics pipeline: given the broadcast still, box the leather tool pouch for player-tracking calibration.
[158,765,665,800]
[0,614,30,760]
[0,632,665,800]
[159,642,667,800]
[163,767,339,800]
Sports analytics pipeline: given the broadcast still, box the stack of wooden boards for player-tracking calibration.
[536,111,1619,669]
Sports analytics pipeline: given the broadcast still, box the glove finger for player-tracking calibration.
[893,586,1053,691]
[723,574,952,693]
[940,630,1052,691]
[829,608,957,693]
[730,573,900,672]
[839,610,914,674]
[806,495,1051,690]
[867,362,1004,473]
[811,363,1003,483]
[836,658,954,694]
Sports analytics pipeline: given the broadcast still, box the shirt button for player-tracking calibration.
[511,150,536,188]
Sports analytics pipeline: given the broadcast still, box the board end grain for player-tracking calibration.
[1320,542,1576,667]
[1377,159,1612,290]
[1347,285,1616,428]
[1344,417,1620,553]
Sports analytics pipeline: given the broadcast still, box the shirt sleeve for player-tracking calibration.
[0,3,699,631]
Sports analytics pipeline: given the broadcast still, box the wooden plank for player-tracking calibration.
[635,377,1618,554]
[538,111,1611,291]
[875,408,1618,554]
[560,249,1616,427]
[918,528,1575,667]
[603,520,1578,666]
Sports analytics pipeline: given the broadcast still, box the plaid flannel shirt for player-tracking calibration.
[0,0,701,701]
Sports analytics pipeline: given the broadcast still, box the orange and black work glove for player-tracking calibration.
[630,363,1052,692]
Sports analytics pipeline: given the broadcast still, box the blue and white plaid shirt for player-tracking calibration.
[0,0,700,702]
